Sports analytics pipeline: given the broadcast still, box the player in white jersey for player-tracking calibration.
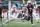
[21,8,28,22]
[2,5,22,26]
[34,5,39,23]
[35,9,39,23]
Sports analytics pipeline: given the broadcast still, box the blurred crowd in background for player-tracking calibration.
[0,0,40,19]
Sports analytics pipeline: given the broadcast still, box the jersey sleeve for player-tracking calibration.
[32,4,34,9]
[32,4,34,6]
[26,5,28,8]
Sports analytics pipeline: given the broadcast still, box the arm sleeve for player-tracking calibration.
[32,4,34,9]
[26,5,28,8]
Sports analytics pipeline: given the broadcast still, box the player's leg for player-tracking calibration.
[0,12,2,22]
[31,17,33,24]
[30,13,35,25]
[2,17,15,25]
[22,16,28,22]
[2,19,11,27]
[36,18,39,23]
[3,20,9,24]
[21,13,25,20]
[21,14,26,22]
[27,16,30,21]
[23,16,27,19]
[36,13,39,23]
[31,16,35,25]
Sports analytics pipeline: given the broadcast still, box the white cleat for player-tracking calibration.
[32,24,35,26]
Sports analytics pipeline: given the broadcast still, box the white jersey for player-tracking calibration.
[36,10,39,19]
[21,6,27,11]
[9,9,22,20]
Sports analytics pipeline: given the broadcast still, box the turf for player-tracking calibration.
[0,19,40,27]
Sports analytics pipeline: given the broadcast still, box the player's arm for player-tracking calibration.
[17,10,22,13]
[27,9,28,13]
[32,4,34,9]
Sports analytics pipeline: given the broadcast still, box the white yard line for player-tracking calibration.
[15,22,27,24]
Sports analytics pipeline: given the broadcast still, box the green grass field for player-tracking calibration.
[0,19,40,27]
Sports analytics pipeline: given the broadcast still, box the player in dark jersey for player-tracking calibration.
[0,2,2,22]
[27,1,35,25]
